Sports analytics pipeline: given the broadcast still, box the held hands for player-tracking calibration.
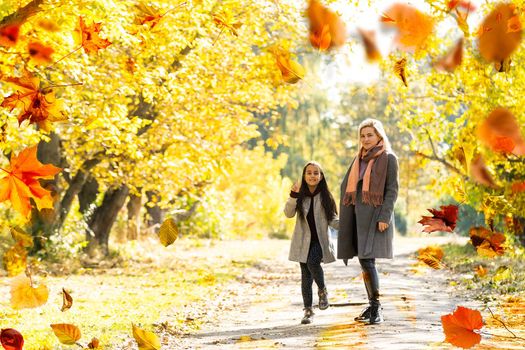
[378,222,389,232]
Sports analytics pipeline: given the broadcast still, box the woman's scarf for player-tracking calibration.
[343,141,388,207]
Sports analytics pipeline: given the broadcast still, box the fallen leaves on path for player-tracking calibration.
[132,323,161,350]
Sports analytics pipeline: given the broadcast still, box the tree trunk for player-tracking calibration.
[30,133,63,253]
[86,185,129,257]
[145,191,165,233]
[78,176,99,214]
[126,194,142,240]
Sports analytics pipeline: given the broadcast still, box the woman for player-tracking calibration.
[338,118,399,325]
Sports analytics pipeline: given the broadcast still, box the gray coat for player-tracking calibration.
[337,153,399,259]
[284,193,339,264]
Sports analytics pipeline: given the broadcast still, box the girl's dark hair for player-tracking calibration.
[296,161,338,221]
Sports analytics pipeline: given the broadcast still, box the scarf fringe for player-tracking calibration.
[362,191,384,207]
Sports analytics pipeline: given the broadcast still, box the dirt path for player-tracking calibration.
[176,236,479,349]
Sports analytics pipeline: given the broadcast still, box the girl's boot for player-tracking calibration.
[368,304,384,324]
[318,288,329,310]
[301,307,314,324]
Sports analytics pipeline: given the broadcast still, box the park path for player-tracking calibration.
[175,235,486,349]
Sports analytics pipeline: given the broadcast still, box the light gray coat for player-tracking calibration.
[337,153,399,259]
[284,193,339,264]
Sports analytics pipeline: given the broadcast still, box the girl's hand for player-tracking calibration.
[291,181,300,193]
[378,222,389,232]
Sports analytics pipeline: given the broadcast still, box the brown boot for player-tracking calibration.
[318,288,329,310]
[301,307,314,324]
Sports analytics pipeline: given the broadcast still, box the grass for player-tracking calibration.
[0,238,286,349]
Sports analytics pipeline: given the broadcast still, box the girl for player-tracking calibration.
[284,161,339,325]
[338,118,399,325]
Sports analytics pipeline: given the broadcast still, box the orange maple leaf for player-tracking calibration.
[477,107,525,155]
[307,0,346,50]
[441,306,483,349]
[0,146,61,217]
[28,41,54,64]
[75,16,111,54]
[0,24,20,47]
[380,3,434,52]
[469,226,506,258]
[1,70,67,131]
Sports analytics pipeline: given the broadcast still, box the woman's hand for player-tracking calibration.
[291,181,300,193]
[378,222,389,232]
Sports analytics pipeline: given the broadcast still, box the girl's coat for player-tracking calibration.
[285,194,339,263]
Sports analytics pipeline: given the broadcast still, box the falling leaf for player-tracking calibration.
[394,58,407,87]
[159,217,178,247]
[213,10,242,37]
[135,3,164,29]
[10,274,49,309]
[132,324,160,350]
[441,306,483,349]
[10,226,33,248]
[380,3,434,52]
[470,155,498,189]
[475,265,487,277]
[87,337,100,348]
[1,70,67,131]
[357,28,381,61]
[307,0,346,50]
[512,181,525,192]
[271,47,306,84]
[478,4,521,71]
[36,19,60,32]
[477,107,525,155]
[434,38,463,72]
[2,244,27,277]
[417,246,445,269]
[0,328,24,350]
[74,16,111,54]
[61,288,73,312]
[50,324,81,345]
[469,226,505,258]
[418,205,458,233]
[0,146,62,217]
[0,24,20,48]
[28,42,54,64]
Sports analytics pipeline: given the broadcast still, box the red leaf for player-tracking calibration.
[0,328,24,350]
[441,306,483,349]
[0,24,20,48]
[75,16,111,54]
[28,42,54,64]
[418,205,458,233]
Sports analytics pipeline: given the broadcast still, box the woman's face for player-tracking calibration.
[360,126,381,150]
[304,164,322,188]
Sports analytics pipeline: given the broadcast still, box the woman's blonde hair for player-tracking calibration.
[358,118,392,152]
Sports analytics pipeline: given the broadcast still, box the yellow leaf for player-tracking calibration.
[2,244,27,277]
[159,218,178,247]
[50,323,81,345]
[237,335,254,342]
[132,324,160,350]
[10,275,49,309]
[11,226,34,248]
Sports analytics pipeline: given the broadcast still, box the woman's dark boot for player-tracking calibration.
[368,304,384,324]
[318,288,329,310]
[354,306,371,322]
[301,307,314,324]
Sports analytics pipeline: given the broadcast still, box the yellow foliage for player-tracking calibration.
[10,275,49,309]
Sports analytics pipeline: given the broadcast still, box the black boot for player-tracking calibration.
[318,288,329,310]
[368,304,384,324]
[354,306,371,322]
[301,307,314,324]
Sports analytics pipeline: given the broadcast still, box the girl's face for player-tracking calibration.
[360,126,381,150]
[304,164,322,188]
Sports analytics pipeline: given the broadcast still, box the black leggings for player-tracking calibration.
[300,240,325,308]
[359,258,380,307]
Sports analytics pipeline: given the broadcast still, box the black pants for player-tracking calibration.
[300,240,325,308]
[359,258,380,307]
